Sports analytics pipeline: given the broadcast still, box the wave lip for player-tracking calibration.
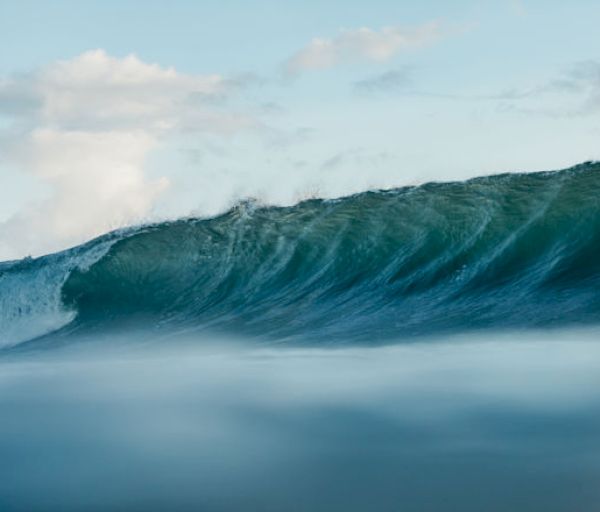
[2,162,600,347]
[0,236,118,348]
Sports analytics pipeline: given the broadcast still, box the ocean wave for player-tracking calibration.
[2,162,600,348]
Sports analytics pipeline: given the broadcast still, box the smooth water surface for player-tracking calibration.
[2,330,600,511]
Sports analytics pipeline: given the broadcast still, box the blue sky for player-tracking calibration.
[2,1,597,75]
[1,0,599,259]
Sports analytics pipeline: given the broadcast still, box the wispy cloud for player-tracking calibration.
[350,60,600,115]
[354,67,413,94]
[561,61,600,109]
[495,61,600,117]
[283,22,442,76]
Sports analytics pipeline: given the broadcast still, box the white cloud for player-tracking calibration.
[0,50,255,260]
[284,22,442,75]
[0,129,168,259]
[0,49,243,132]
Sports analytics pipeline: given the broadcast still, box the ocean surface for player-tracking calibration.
[1,163,600,511]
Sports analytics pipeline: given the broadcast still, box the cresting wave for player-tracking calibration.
[1,162,600,348]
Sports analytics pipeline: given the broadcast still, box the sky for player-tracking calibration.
[1,0,599,260]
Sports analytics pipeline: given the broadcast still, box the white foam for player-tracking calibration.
[0,240,115,349]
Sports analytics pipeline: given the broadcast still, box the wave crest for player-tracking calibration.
[3,163,600,347]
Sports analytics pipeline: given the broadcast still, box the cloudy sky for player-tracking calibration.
[1,0,599,260]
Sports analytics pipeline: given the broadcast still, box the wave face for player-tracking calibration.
[2,163,600,348]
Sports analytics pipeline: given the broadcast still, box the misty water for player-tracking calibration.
[2,167,600,510]
[2,329,600,512]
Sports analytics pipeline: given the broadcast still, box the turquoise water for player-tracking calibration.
[2,332,600,511]
[2,163,600,510]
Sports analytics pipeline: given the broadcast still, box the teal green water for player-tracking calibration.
[2,164,600,511]
[2,162,600,348]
